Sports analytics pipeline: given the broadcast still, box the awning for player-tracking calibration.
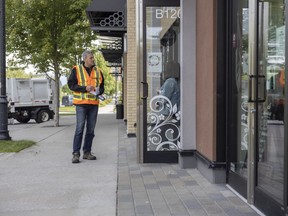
[86,0,127,34]
[86,0,127,66]
[101,50,123,67]
[98,36,123,67]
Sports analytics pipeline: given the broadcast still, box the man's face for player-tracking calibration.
[84,54,95,68]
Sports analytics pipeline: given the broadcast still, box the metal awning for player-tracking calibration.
[98,36,123,51]
[101,50,123,67]
[86,0,126,66]
[86,0,126,34]
[98,36,123,67]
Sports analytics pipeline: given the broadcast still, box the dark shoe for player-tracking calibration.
[72,153,80,163]
[83,152,96,160]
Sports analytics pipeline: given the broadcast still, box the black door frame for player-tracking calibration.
[226,0,248,199]
[142,0,180,163]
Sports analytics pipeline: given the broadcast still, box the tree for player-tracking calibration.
[6,0,97,126]
[95,53,117,96]
[6,69,31,78]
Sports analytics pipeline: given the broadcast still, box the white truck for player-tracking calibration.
[6,78,55,123]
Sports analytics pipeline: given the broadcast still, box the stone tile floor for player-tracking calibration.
[117,125,261,216]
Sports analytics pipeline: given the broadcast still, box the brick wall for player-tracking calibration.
[126,0,137,135]
[123,53,127,120]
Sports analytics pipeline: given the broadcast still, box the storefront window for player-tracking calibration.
[145,7,180,151]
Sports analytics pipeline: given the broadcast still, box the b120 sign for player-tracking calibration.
[155,8,180,19]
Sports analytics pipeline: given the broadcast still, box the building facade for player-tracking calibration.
[87,0,288,215]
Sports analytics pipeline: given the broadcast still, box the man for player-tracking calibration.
[68,50,105,163]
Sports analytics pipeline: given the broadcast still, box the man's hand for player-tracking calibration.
[86,85,95,92]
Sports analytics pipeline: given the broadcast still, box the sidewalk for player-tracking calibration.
[0,105,118,216]
[0,103,262,216]
[117,125,262,216]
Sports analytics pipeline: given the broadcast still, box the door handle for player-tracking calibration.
[141,81,148,99]
[248,75,266,102]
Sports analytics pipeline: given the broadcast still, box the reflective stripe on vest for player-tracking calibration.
[73,65,101,105]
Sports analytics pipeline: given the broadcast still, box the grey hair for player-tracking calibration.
[82,50,94,60]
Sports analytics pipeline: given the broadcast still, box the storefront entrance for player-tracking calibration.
[227,0,287,215]
[139,0,180,163]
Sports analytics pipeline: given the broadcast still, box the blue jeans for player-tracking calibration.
[73,105,99,154]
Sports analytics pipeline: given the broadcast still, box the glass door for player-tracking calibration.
[227,0,250,199]
[142,0,180,163]
[228,0,287,215]
[254,0,286,215]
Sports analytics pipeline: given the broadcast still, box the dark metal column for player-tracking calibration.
[0,0,10,140]
[248,0,257,205]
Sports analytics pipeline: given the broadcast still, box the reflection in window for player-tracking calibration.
[258,0,285,204]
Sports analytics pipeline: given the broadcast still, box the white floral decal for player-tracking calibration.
[147,95,180,151]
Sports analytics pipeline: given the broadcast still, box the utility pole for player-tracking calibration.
[0,0,10,140]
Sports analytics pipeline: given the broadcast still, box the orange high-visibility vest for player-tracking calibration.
[73,65,103,105]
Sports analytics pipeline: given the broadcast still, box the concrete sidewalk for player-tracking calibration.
[0,112,118,216]
[0,104,262,216]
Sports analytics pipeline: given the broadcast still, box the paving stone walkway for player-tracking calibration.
[117,123,262,216]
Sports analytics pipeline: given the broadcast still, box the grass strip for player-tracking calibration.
[59,98,113,114]
[0,140,36,153]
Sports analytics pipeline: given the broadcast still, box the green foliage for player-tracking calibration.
[0,140,36,153]
[95,53,116,96]
[6,69,32,78]
[62,84,73,95]
[6,0,96,76]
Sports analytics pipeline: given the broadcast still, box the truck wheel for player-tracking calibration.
[15,116,30,123]
[36,110,50,123]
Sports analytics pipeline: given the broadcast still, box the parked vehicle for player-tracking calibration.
[62,95,73,106]
[6,78,55,123]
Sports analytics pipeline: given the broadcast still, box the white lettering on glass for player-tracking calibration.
[155,9,180,19]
